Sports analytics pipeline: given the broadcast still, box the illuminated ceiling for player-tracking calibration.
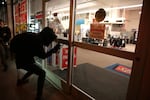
[46,0,143,13]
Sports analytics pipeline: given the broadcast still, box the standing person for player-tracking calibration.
[49,12,64,35]
[0,19,11,71]
[10,27,60,100]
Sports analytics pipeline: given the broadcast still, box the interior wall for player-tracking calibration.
[125,9,141,31]
[30,0,42,14]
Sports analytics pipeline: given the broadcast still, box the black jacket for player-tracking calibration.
[10,32,57,69]
[0,26,11,44]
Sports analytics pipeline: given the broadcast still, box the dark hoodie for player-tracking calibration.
[10,27,58,68]
[0,26,11,44]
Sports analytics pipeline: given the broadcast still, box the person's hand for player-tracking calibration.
[52,43,61,53]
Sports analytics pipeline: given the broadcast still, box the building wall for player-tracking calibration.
[6,0,14,37]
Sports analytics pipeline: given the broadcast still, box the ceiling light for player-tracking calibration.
[2,1,5,4]
[106,4,142,10]
[52,1,96,13]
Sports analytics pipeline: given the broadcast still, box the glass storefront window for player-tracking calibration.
[44,0,71,87]
[45,0,70,40]
[74,0,143,53]
[72,47,132,99]
[71,0,142,99]
[43,0,143,99]
[28,0,43,33]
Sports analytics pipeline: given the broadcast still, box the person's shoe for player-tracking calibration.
[16,79,29,86]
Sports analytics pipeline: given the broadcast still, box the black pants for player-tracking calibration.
[3,44,10,59]
[0,43,8,71]
[18,63,46,98]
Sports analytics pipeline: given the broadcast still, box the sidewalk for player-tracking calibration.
[0,60,69,100]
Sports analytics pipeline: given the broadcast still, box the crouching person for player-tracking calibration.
[10,27,60,100]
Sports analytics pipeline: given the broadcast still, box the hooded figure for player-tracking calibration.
[10,27,60,100]
[0,19,11,71]
[0,19,11,44]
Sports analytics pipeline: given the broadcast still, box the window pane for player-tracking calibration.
[44,0,70,86]
[74,0,143,53]
[44,0,143,99]
[45,0,70,40]
[73,47,132,99]
[71,0,143,99]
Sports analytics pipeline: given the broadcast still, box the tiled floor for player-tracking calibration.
[0,60,70,100]
[76,48,133,68]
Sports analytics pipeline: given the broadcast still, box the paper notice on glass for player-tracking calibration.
[90,24,105,39]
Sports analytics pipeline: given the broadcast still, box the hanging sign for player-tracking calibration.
[90,24,105,39]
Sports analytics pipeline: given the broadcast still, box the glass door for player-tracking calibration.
[43,0,144,100]
[44,0,70,89]
[71,0,143,100]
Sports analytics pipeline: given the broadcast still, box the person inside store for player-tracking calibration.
[0,19,11,71]
[10,27,61,100]
[95,8,106,22]
[49,12,65,35]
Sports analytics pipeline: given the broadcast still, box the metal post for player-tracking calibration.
[67,0,76,91]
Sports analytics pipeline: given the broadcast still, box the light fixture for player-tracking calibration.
[106,4,142,10]
[2,1,5,4]
[52,0,97,13]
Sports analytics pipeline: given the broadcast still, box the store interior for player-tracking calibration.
[43,0,142,100]
[45,0,142,53]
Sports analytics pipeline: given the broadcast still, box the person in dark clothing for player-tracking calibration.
[10,27,60,100]
[0,19,11,71]
[0,19,11,45]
